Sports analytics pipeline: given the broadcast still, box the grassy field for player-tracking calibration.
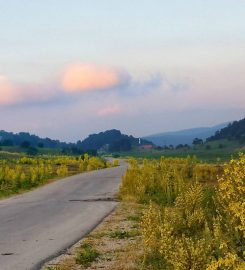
[112,139,244,162]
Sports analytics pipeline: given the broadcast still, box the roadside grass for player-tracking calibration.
[143,253,167,270]
[127,214,141,222]
[109,229,140,239]
[43,203,143,270]
[88,231,108,239]
[75,243,100,267]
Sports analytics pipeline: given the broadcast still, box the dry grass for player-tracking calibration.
[43,202,143,270]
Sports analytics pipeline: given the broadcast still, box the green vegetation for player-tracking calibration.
[119,157,222,204]
[127,214,141,222]
[109,229,139,239]
[0,128,153,156]
[2,118,244,161]
[79,129,151,152]
[0,154,113,198]
[75,243,100,266]
[0,130,70,149]
[110,119,245,162]
[119,155,245,270]
[207,117,245,143]
[0,130,98,156]
[113,139,244,162]
[11,145,62,154]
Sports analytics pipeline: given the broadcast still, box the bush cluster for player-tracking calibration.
[119,155,245,269]
[119,157,222,204]
[0,154,111,196]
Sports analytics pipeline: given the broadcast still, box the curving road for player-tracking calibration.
[0,163,126,270]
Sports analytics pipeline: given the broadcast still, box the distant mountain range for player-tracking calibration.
[1,118,244,153]
[143,123,229,147]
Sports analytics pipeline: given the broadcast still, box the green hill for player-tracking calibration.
[207,117,245,143]
[0,130,70,149]
[77,129,152,152]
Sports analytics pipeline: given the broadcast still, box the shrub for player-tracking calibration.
[56,165,68,176]
[120,155,244,269]
[113,159,120,166]
[0,155,110,197]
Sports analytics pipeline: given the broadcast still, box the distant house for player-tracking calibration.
[139,144,153,150]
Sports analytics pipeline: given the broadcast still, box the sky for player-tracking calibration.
[0,0,244,142]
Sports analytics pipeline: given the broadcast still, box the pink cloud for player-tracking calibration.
[62,63,124,92]
[0,76,18,105]
[98,105,121,117]
[0,75,58,106]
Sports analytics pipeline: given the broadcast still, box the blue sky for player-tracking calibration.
[0,1,244,141]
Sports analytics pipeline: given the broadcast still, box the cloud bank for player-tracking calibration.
[1,62,244,123]
[0,63,161,106]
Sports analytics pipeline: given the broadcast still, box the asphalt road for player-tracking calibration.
[0,163,126,270]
